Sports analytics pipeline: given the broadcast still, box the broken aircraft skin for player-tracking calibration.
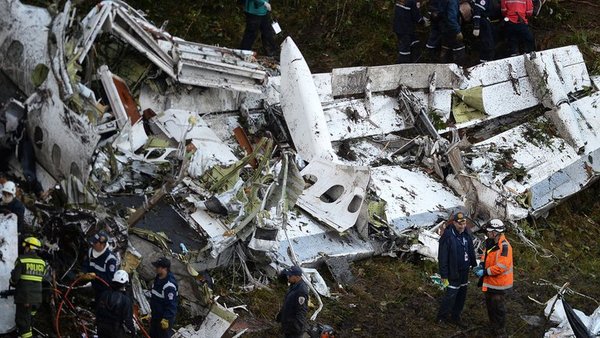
[1,0,600,336]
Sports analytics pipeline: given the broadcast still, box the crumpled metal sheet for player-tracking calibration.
[0,215,18,334]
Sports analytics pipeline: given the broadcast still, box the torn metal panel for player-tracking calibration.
[26,89,101,182]
[175,40,268,94]
[280,37,335,162]
[331,64,462,97]
[99,65,141,128]
[322,95,410,142]
[467,92,600,218]
[112,120,148,155]
[173,302,238,338]
[274,211,377,266]
[370,166,464,234]
[0,1,53,95]
[0,215,18,334]
[296,159,370,233]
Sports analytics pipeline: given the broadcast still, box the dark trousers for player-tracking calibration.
[437,269,469,321]
[426,19,442,62]
[478,18,495,62]
[441,32,466,66]
[97,321,125,338]
[240,13,277,56]
[16,303,38,338]
[485,292,507,337]
[396,33,415,64]
[506,21,534,56]
[150,317,174,338]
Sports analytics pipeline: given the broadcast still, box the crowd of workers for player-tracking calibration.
[239,0,539,67]
[394,0,537,66]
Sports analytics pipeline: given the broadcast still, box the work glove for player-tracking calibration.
[422,17,431,27]
[473,29,480,37]
[160,318,170,330]
[80,272,96,281]
[264,2,271,11]
[441,278,449,288]
[456,32,464,42]
[473,267,485,278]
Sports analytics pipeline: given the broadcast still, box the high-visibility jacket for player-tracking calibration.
[482,234,513,292]
[10,252,46,304]
[501,0,533,24]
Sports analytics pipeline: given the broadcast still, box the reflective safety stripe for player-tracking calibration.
[500,267,514,276]
[483,282,513,290]
[475,3,486,10]
[152,289,164,299]
[460,282,469,287]
[21,331,33,338]
[473,15,482,19]
[21,275,43,282]
[447,285,460,289]
[19,258,45,265]
[452,46,466,52]
[497,263,508,270]
[89,261,107,272]
[399,51,411,55]
[395,3,411,10]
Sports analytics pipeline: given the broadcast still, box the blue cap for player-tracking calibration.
[283,265,303,277]
[88,230,109,245]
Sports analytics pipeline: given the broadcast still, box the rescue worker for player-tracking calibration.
[10,237,46,338]
[393,0,425,63]
[240,0,277,57]
[472,0,497,62]
[440,0,467,66]
[426,0,443,61]
[150,257,178,338]
[96,270,134,338]
[436,212,477,327]
[474,219,513,338]
[0,181,26,233]
[81,230,118,302]
[501,0,535,55]
[276,266,309,338]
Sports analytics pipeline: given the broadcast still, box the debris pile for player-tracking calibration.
[1,0,600,336]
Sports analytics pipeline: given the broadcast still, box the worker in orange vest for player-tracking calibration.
[474,219,513,338]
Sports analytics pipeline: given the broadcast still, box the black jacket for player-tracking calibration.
[393,0,423,35]
[277,280,309,336]
[96,288,134,333]
[438,224,477,280]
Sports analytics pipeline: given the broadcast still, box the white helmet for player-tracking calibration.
[112,270,129,284]
[486,219,505,233]
[2,181,16,196]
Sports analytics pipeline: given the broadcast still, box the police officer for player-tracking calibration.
[472,0,496,62]
[10,237,47,338]
[440,0,466,66]
[0,181,26,233]
[436,212,477,327]
[81,230,118,302]
[393,0,425,63]
[150,257,178,338]
[276,266,309,338]
[501,0,534,55]
[240,0,277,57]
[96,270,134,338]
[474,219,513,338]
[426,0,444,61]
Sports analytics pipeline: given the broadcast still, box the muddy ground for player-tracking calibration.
[15,0,600,337]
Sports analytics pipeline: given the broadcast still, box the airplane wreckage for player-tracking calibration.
[1,0,600,336]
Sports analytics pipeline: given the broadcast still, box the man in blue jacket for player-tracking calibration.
[276,266,309,338]
[393,0,425,63]
[440,0,466,66]
[150,257,178,338]
[472,0,500,62]
[436,212,477,327]
[240,0,277,57]
[81,230,118,302]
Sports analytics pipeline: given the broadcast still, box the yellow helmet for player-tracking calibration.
[22,237,42,250]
